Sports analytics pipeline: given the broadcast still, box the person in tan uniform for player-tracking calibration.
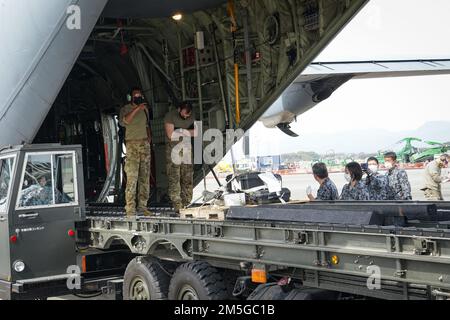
[420,154,450,200]
[119,87,152,217]
[164,101,196,212]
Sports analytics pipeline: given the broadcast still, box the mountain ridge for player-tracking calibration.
[252,121,450,155]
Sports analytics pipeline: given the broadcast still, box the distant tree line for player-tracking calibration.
[281,151,321,162]
[281,151,377,163]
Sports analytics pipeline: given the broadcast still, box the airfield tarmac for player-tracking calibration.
[193,168,450,201]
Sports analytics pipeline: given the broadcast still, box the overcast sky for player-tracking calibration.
[243,0,450,157]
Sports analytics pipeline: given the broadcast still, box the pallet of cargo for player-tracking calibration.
[179,206,227,220]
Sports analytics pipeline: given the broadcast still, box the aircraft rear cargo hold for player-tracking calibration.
[0,0,368,202]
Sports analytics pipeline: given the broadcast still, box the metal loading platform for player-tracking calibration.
[79,201,450,299]
[84,201,450,226]
[84,203,179,218]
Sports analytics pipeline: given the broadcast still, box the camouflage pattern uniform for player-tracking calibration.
[340,180,370,201]
[164,109,195,211]
[420,160,444,200]
[19,185,53,206]
[316,177,339,200]
[120,103,151,214]
[165,141,193,211]
[19,184,68,207]
[386,166,412,200]
[124,141,151,213]
[364,173,392,201]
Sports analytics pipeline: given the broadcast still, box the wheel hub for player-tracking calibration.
[178,284,199,300]
[129,276,150,300]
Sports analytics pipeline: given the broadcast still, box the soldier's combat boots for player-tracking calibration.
[138,208,154,217]
[173,202,182,214]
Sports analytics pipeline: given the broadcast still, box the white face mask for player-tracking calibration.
[385,162,393,169]
[344,173,352,182]
[368,165,378,173]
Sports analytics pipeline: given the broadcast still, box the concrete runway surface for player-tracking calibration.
[193,168,450,201]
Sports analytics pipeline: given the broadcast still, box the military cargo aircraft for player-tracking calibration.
[4,1,450,301]
[1,0,372,204]
[2,0,450,204]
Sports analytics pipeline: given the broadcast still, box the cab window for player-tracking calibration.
[17,153,77,208]
[0,156,15,212]
[54,154,76,203]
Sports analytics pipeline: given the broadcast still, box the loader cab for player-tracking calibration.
[0,144,85,299]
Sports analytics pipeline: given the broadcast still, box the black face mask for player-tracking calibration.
[133,96,146,105]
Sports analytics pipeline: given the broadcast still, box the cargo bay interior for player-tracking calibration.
[31,0,366,205]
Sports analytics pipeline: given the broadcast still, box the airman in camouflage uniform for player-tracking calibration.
[365,173,391,200]
[307,162,339,201]
[420,154,449,200]
[340,180,370,200]
[20,182,53,207]
[363,157,392,201]
[316,177,339,201]
[164,102,196,212]
[19,176,68,207]
[340,162,370,201]
[384,152,412,200]
[119,88,152,216]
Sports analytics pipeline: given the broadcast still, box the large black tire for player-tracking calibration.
[284,288,340,300]
[247,283,290,300]
[123,256,170,300]
[248,284,340,300]
[168,261,228,300]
